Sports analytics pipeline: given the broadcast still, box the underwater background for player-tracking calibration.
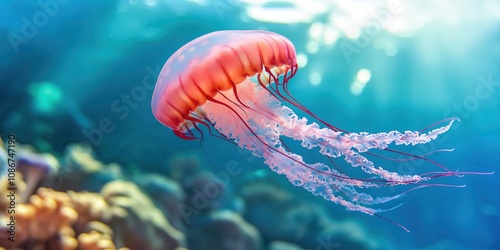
[0,0,499,249]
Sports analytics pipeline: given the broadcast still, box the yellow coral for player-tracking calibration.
[77,231,120,250]
[67,191,121,227]
[76,221,129,250]
[54,226,79,250]
[65,144,121,174]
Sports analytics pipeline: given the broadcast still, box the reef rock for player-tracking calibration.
[187,210,262,250]
[135,174,186,232]
[267,241,304,250]
[101,180,186,250]
[51,144,123,192]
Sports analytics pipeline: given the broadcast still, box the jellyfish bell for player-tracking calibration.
[151,30,489,232]
[151,30,297,132]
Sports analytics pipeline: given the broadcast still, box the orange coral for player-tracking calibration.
[51,226,79,250]
[1,174,186,250]
[26,188,78,241]
[0,187,78,249]
[0,144,188,250]
[0,177,127,250]
[77,231,121,250]
[77,222,128,250]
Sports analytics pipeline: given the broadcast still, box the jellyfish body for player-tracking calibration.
[152,30,462,231]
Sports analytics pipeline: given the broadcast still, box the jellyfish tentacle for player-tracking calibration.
[243,80,438,183]
[260,143,415,234]
[204,80,422,206]
[269,103,455,181]
[268,69,456,176]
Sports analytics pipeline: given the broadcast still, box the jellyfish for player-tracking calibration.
[151,30,484,231]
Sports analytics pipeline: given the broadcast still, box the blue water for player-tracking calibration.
[1,1,499,249]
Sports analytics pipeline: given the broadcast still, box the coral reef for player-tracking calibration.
[78,230,116,250]
[15,146,59,203]
[0,136,6,178]
[99,180,186,250]
[77,221,124,250]
[166,152,242,214]
[50,144,124,192]
[239,179,392,250]
[0,168,184,250]
[166,152,205,184]
[15,187,77,244]
[0,185,79,250]
[0,143,395,250]
[187,210,262,250]
[0,172,26,214]
[134,174,186,232]
[267,241,303,250]
[182,171,233,212]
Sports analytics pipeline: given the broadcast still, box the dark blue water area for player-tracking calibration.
[0,1,499,249]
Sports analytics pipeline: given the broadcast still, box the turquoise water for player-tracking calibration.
[0,1,499,249]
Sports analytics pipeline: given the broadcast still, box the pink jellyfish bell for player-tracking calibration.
[151,30,486,232]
